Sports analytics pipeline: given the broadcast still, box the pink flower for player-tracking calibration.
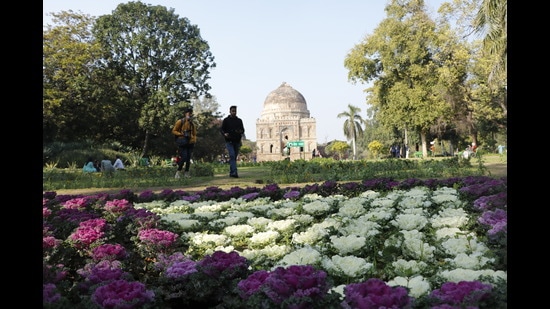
[138,228,178,248]
[43,207,52,218]
[43,236,61,249]
[104,199,132,213]
[63,197,89,210]
[92,244,128,261]
[69,218,108,249]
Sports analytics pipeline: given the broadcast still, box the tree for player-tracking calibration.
[345,0,452,158]
[474,0,506,87]
[92,2,216,158]
[337,104,365,160]
[43,11,107,142]
[436,0,506,148]
[367,140,384,159]
[326,141,350,160]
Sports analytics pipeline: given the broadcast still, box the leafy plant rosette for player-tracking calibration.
[43,176,507,308]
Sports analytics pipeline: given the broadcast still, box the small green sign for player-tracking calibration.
[287,140,304,147]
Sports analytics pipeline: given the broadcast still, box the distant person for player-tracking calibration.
[171,152,180,167]
[496,144,506,155]
[220,105,245,178]
[83,157,97,173]
[94,160,101,172]
[113,155,125,170]
[101,159,115,176]
[172,107,197,178]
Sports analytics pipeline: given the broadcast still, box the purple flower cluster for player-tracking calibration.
[238,265,332,307]
[53,208,101,226]
[43,283,61,304]
[362,178,400,191]
[91,279,155,309]
[473,191,507,211]
[153,252,189,271]
[92,243,128,261]
[241,191,260,201]
[459,178,507,200]
[198,250,249,279]
[77,260,128,286]
[165,260,198,279]
[429,280,492,307]
[341,278,412,309]
[478,208,507,235]
[119,207,160,229]
[137,190,156,202]
[283,189,301,200]
[259,183,284,200]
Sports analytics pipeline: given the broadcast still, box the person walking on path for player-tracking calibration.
[220,105,245,178]
[172,107,197,178]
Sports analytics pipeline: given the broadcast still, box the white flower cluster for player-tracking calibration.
[321,255,372,279]
[329,235,367,255]
[153,185,505,290]
[277,246,322,267]
[302,200,332,216]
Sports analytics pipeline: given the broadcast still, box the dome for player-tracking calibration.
[259,82,310,120]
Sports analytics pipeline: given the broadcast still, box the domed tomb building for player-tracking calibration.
[255,82,317,162]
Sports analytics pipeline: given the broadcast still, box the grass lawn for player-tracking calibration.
[49,154,507,196]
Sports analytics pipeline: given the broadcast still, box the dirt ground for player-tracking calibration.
[52,162,507,196]
[484,161,507,178]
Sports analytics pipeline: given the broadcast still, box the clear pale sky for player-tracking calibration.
[43,0,445,143]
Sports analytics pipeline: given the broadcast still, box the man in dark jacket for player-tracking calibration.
[220,105,245,178]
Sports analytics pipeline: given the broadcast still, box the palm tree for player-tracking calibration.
[474,0,507,85]
[337,104,365,160]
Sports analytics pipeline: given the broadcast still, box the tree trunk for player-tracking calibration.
[421,131,428,158]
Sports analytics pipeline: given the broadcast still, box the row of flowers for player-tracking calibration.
[43,176,507,308]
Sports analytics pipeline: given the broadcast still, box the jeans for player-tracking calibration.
[225,141,241,176]
[177,143,194,172]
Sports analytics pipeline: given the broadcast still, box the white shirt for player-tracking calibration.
[113,158,125,169]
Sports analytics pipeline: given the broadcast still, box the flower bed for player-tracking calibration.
[43,176,507,308]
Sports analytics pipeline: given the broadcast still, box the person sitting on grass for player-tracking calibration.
[101,159,115,177]
[83,157,97,173]
[113,155,125,170]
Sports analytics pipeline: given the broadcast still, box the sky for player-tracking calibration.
[43,0,445,143]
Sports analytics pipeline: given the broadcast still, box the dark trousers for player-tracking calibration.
[177,144,194,172]
[225,141,241,176]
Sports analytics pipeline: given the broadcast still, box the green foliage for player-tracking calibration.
[240,145,253,158]
[325,141,350,160]
[345,0,506,158]
[43,155,496,191]
[367,140,384,159]
[91,1,216,157]
[43,163,215,191]
[337,104,365,160]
